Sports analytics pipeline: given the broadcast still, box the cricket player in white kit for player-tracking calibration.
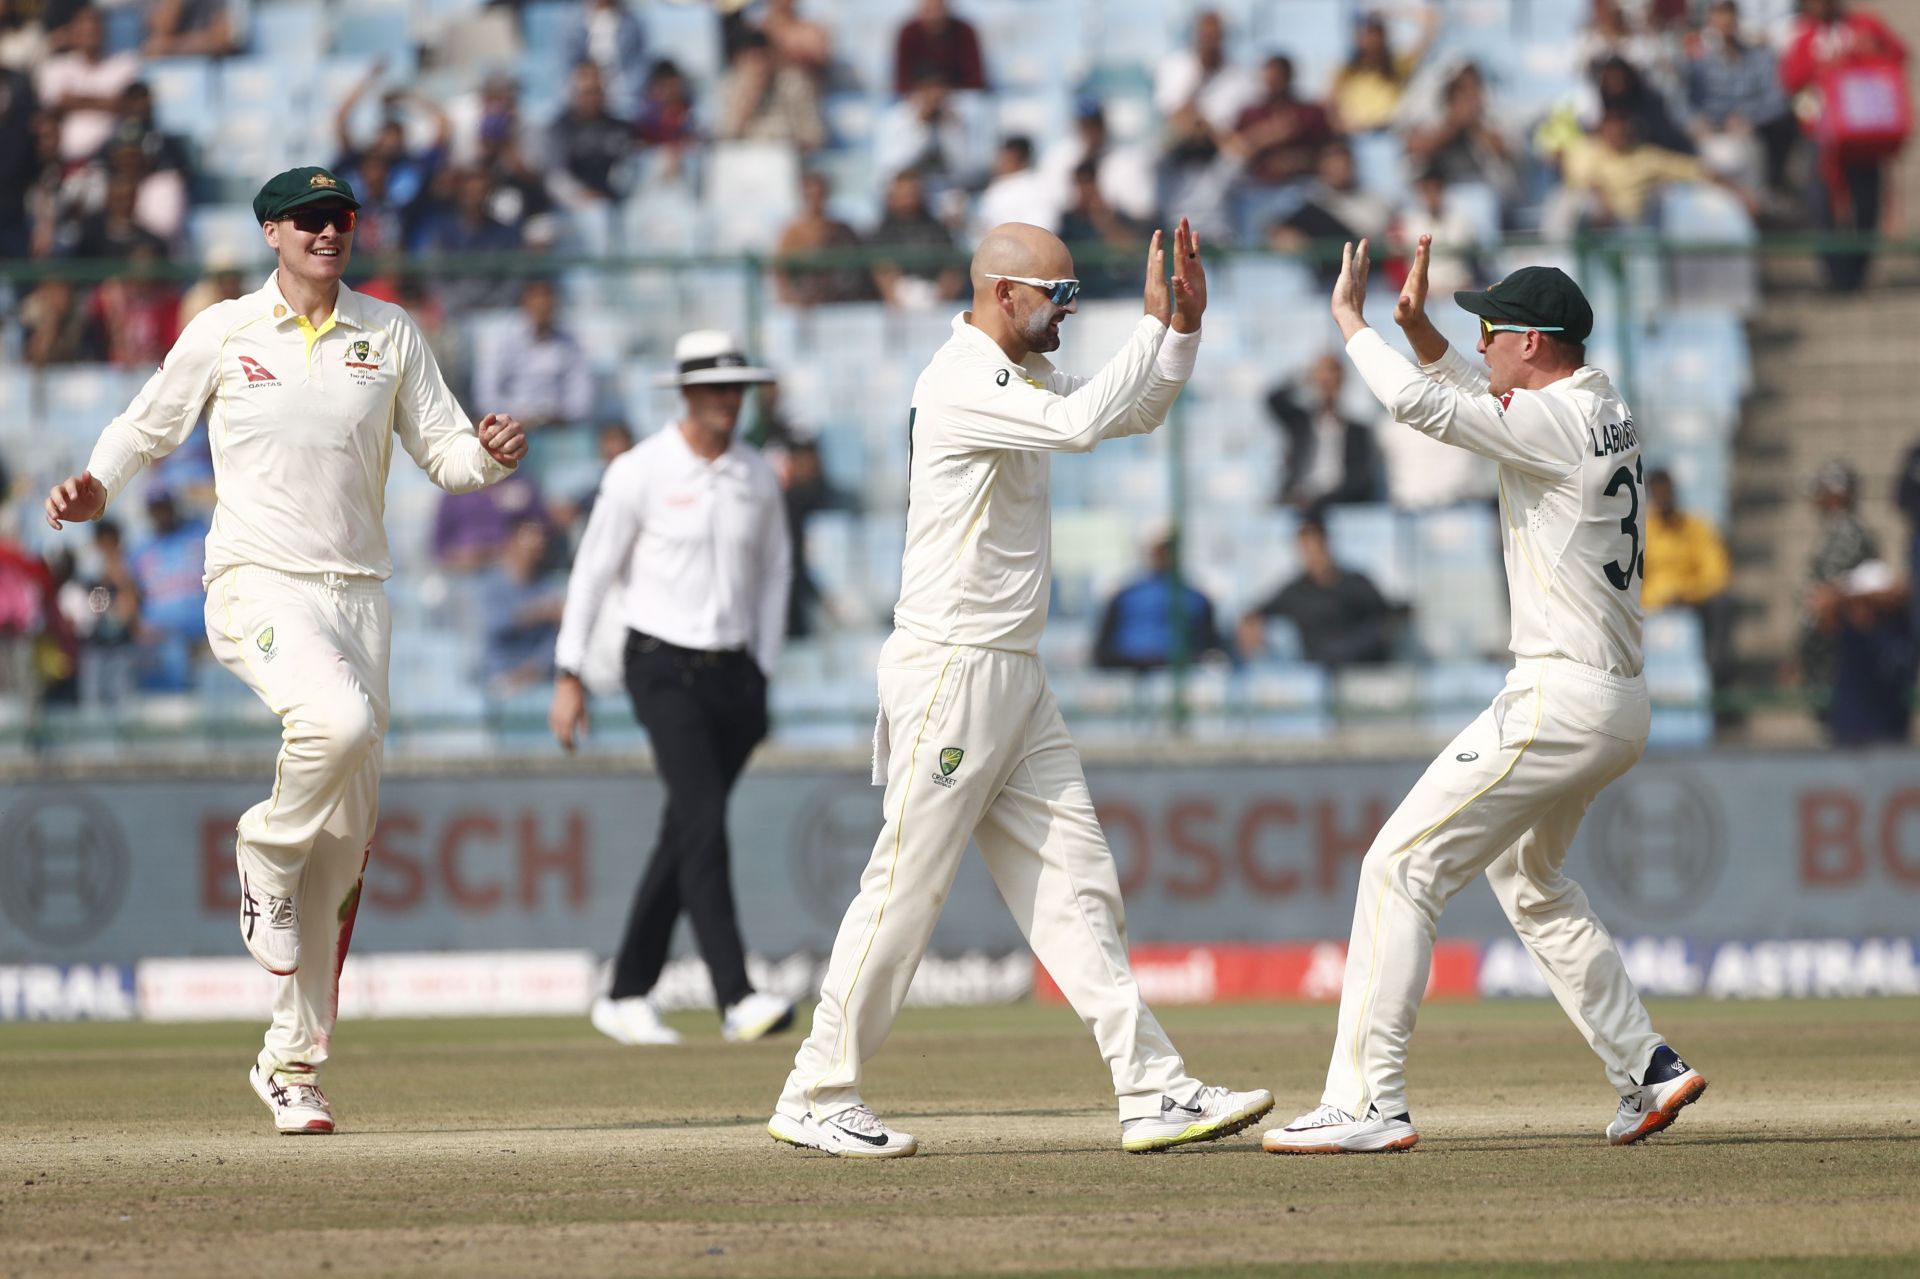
[44,166,527,1134]
[769,220,1272,1158]
[1264,237,1706,1155]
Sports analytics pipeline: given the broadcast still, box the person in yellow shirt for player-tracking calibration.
[1559,111,1758,229]
[1643,467,1731,612]
[1328,9,1436,133]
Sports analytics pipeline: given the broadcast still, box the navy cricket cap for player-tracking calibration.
[253,166,360,225]
[1454,266,1594,344]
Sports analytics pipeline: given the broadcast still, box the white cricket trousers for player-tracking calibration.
[204,565,389,1077]
[779,630,1201,1123]
[1322,657,1664,1119]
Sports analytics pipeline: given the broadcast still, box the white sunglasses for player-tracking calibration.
[984,273,1082,306]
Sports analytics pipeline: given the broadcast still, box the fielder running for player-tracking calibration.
[44,166,526,1134]
[769,220,1272,1158]
[1264,237,1705,1155]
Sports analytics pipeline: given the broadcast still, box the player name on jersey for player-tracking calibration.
[1589,417,1639,457]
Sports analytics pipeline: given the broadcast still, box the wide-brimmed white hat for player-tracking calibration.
[656,330,776,387]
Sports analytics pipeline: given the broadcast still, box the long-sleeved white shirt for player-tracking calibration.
[894,311,1198,654]
[554,423,792,676]
[85,271,512,583]
[1345,327,1645,677]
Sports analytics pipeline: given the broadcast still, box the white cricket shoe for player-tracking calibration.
[722,991,796,1042]
[237,857,299,975]
[591,995,682,1045]
[1608,1044,1707,1146]
[249,1065,334,1135]
[1263,1102,1419,1154]
[768,1105,917,1158]
[1120,1084,1275,1153]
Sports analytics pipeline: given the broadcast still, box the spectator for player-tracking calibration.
[21,277,103,365]
[970,135,1060,241]
[773,170,876,306]
[1040,97,1158,225]
[1058,161,1149,300]
[433,468,549,574]
[564,0,647,122]
[866,168,963,309]
[0,494,63,705]
[1400,64,1521,209]
[1267,141,1393,286]
[1329,8,1437,134]
[1643,467,1734,693]
[22,107,66,258]
[477,518,567,695]
[128,487,206,692]
[413,169,523,308]
[873,70,988,212]
[1576,0,1679,99]
[472,279,595,430]
[1895,438,1920,616]
[336,148,411,255]
[0,63,36,257]
[1389,165,1484,296]
[450,70,529,169]
[761,0,832,85]
[1780,0,1909,291]
[1239,514,1395,667]
[95,134,185,246]
[1586,54,1693,155]
[1798,460,1877,720]
[1267,352,1380,508]
[893,0,985,97]
[771,434,854,639]
[1,0,49,71]
[1684,0,1795,199]
[1093,531,1232,672]
[473,105,558,250]
[1812,559,1915,746]
[88,239,180,368]
[634,58,696,180]
[1548,110,1750,237]
[332,63,451,215]
[69,163,166,258]
[72,517,140,708]
[1225,53,1333,191]
[143,0,237,58]
[36,5,141,162]
[548,60,634,253]
[1154,10,1260,138]
[717,28,826,152]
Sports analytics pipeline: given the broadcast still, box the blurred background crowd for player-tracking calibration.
[0,0,1914,757]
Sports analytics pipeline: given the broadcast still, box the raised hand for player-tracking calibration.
[44,471,106,530]
[478,412,527,466]
[1394,234,1432,330]
[1142,228,1171,326]
[1330,238,1372,341]
[1171,217,1206,334]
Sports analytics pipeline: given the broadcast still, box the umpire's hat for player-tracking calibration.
[656,331,777,388]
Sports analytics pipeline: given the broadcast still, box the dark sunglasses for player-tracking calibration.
[287,206,357,234]
[985,273,1082,307]
[1479,316,1563,341]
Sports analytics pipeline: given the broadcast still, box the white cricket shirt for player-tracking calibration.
[554,423,792,676]
[894,311,1197,654]
[86,271,512,583]
[1346,327,1645,677]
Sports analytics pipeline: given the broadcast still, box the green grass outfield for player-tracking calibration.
[4,998,1918,1278]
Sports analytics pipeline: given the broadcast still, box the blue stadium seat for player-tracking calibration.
[102,3,144,55]
[142,60,220,148]
[330,6,420,60]
[249,0,329,60]
[646,1,723,85]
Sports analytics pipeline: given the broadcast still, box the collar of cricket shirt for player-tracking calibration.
[261,270,369,331]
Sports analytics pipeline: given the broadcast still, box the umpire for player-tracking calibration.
[551,330,795,1045]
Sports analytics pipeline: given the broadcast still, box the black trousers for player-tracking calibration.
[609,630,768,1009]
[1813,158,1884,292]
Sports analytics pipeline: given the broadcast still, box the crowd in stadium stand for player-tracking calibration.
[0,0,1911,744]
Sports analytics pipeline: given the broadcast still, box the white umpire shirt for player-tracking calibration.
[85,270,512,582]
[1346,327,1645,677]
[555,422,792,677]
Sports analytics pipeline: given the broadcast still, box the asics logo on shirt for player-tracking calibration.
[238,356,280,386]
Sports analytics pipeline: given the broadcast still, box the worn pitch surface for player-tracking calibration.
[4,999,1917,1277]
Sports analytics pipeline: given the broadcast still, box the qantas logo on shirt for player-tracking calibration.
[238,356,281,386]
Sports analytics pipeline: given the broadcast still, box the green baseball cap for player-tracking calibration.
[1454,266,1594,344]
[253,166,361,225]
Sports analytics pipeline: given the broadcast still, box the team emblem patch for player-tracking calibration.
[256,627,278,663]
[309,174,338,189]
[238,355,280,386]
[344,339,383,380]
[931,746,964,788]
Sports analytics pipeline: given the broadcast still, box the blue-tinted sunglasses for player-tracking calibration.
[985,273,1082,307]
